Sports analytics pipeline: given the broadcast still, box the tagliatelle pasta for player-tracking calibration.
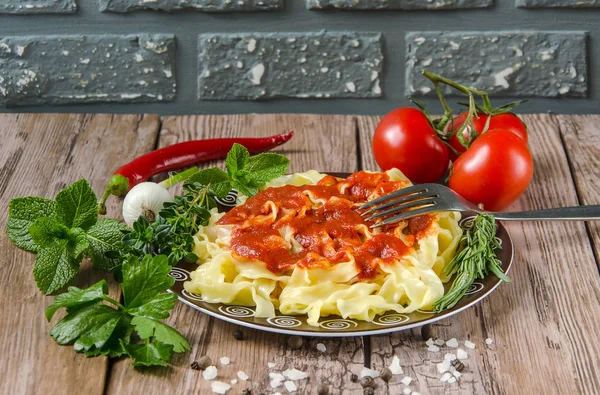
[184,169,462,326]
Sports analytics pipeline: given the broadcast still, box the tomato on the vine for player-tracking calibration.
[448,112,528,158]
[372,107,450,183]
[449,129,533,211]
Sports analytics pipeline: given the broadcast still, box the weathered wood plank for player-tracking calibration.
[106,114,365,394]
[557,115,600,264]
[358,114,600,394]
[0,113,160,395]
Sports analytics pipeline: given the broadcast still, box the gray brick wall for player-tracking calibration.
[516,0,600,7]
[0,35,176,106]
[406,31,588,98]
[198,31,383,100]
[0,0,76,14]
[307,0,493,10]
[0,1,598,115]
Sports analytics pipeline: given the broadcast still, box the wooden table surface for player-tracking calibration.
[1,113,600,395]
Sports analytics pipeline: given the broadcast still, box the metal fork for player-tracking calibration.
[359,183,600,228]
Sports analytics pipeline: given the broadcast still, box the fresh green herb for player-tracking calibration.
[122,183,214,265]
[46,254,190,366]
[6,179,129,294]
[434,213,511,312]
[187,143,290,198]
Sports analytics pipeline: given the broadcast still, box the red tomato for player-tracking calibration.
[448,112,528,158]
[372,108,449,183]
[449,129,533,211]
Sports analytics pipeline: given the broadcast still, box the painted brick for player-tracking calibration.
[307,0,493,10]
[406,31,588,98]
[0,34,176,107]
[0,0,76,14]
[198,31,383,100]
[101,0,281,13]
[516,0,600,7]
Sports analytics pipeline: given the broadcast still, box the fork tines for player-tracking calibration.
[359,184,439,228]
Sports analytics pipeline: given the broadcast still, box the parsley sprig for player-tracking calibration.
[46,254,190,366]
[434,214,511,312]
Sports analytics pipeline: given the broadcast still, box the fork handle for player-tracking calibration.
[492,205,600,221]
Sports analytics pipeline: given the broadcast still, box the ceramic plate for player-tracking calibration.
[168,173,513,337]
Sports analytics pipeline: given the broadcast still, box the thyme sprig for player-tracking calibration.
[434,214,511,312]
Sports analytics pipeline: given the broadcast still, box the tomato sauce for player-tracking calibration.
[218,171,433,280]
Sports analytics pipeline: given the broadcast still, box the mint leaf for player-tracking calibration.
[29,217,70,249]
[128,293,177,320]
[50,302,123,347]
[34,239,80,295]
[121,340,173,367]
[86,219,129,272]
[46,280,108,320]
[6,197,56,252]
[55,179,98,230]
[188,167,232,198]
[231,180,259,197]
[122,255,174,309]
[244,152,290,185]
[69,227,90,260]
[131,316,190,353]
[225,143,249,176]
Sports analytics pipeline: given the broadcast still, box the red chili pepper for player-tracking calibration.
[98,131,294,214]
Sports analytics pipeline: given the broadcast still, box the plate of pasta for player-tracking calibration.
[168,169,513,336]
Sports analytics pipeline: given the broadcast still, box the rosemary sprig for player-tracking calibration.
[434,214,511,312]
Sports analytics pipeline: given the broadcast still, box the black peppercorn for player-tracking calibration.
[241,389,252,395]
[190,361,201,370]
[363,386,375,395]
[360,376,374,388]
[234,329,244,340]
[287,335,303,350]
[451,359,465,372]
[317,382,329,395]
[350,373,359,383]
[379,368,392,382]
[197,355,212,370]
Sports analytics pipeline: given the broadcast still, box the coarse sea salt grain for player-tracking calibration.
[220,357,230,365]
[230,379,237,385]
[268,362,276,368]
[203,366,218,381]
[465,340,476,349]
[271,379,283,389]
[446,338,459,348]
[428,345,440,352]
[440,372,452,382]
[316,343,326,352]
[401,376,412,386]
[437,360,451,374]
[448,376,457,384]
[283,369,309,381]
[413,392,421,395]
[403,388,412,394]
[284,380,298,392]
[444,353,457,361]
[211,381,231,394]
[434,338,446,346]
[237,371,249,381]
[426,338,435,347]
[360,367,380,378]
[452,370,462,379]
[389,355,403,375]
[457,348,468,360]
[486,338,494,345]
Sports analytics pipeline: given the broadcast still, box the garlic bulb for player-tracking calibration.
[122,182,173,227]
